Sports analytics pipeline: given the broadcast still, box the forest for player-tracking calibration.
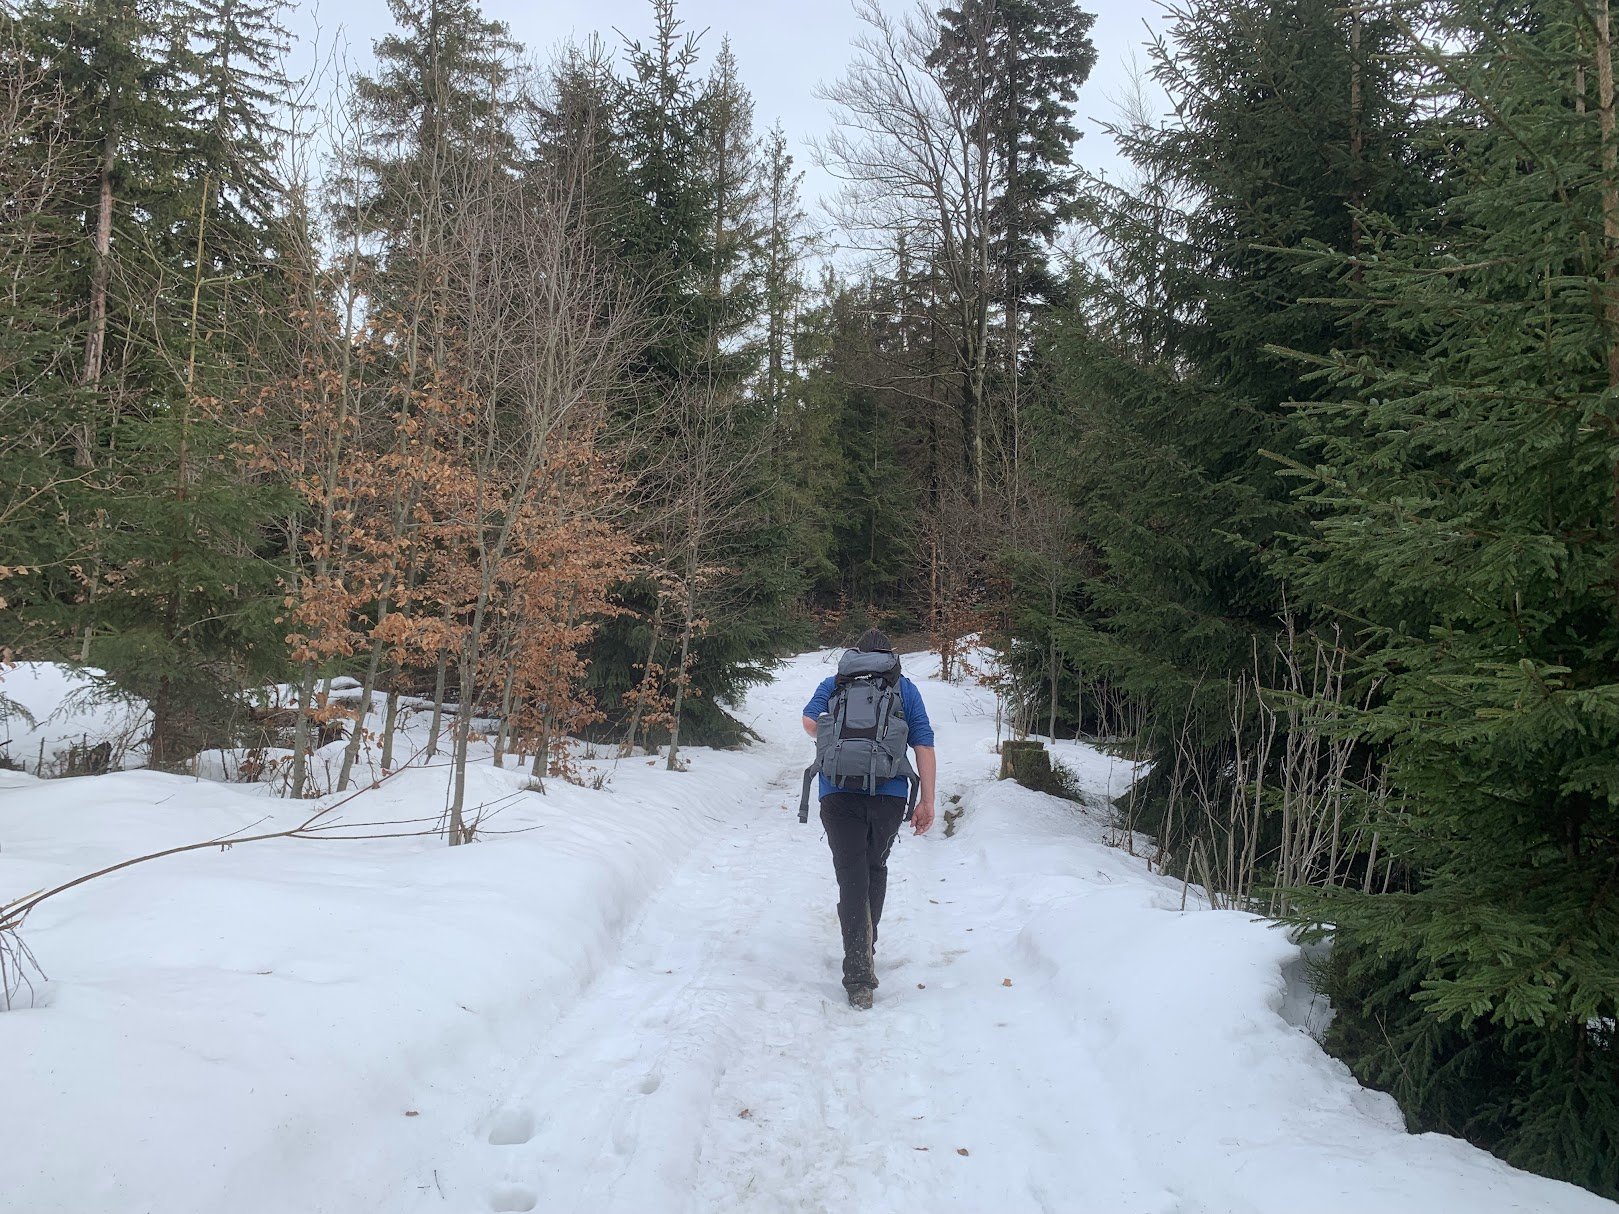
[1,0,1616,1199]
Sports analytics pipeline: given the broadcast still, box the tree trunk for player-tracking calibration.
[148,676,175,769]
[531,700,558,782]
[1599,2,1619,383]
[622,597,665,756]
[77,131,116,468]
[1349,4,1364,291]
[449,579,499,842]
[450,694,473,844]
[426,643,450,759]
[530,714,548,782]
[664,563,697,772]
[336,628,386,792]
[379,660,402,775]
[1048,581,1059,744]
[492,658,518,768]
[289,660,318,798]
[449,641,478,845]
[1593,2,1619,614]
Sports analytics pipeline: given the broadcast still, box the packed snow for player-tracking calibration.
[1,651,1612,1213]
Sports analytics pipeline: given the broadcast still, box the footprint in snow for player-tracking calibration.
[486,1107,536,1147]
[489,1182,538,1212]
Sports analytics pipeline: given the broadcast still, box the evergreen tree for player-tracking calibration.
[932,0,1096,311]
[1018,0,1427,838]
[750,128,842,629]
[613,0,711,387]
[179,0,291,230]
[696,39,764,373]
[345,0,521,262]
[4,0,295,763]
[1283,1,1619,1192]
[760,123,809,411]
[0,10,94,660]
[925,0,1094,499]
[533,37,626,237]
[578,2,803,751]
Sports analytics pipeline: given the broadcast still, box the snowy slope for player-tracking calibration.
[2,651,1613,1214]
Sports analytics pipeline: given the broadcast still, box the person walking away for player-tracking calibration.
[800,630,936,1009]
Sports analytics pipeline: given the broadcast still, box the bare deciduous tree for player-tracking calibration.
[817,0,999,505]
[644,383,774,772]
[438,146,638,840]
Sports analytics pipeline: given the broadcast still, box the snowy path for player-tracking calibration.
[414,767,1173,1214]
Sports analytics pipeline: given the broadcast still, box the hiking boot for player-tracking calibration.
[848,988,874,1011]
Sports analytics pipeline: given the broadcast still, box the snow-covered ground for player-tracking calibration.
[2,651,1612,1214]
[0,661,149,774]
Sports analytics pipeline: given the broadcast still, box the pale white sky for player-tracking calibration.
[290,0,1169,235]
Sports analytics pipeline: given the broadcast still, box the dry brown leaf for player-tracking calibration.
[404,1111,419,1117]
[957,1148,969,1157]
[1002,978,1013,987]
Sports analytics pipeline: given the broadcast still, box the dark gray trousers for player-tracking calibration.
[820,792,907,992]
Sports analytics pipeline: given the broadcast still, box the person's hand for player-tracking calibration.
[912,797,936,835]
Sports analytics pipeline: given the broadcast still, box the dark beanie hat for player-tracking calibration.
[855,628,894,653]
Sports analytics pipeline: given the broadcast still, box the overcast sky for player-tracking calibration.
[289,0,1169,232]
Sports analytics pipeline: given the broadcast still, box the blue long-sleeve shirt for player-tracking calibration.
[803,674,935,800]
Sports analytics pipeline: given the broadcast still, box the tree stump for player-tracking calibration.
[999,739,1055,792]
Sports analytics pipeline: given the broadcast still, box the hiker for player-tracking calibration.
[800,629,936,1010]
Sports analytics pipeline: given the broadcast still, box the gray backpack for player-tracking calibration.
[798,649,920,822]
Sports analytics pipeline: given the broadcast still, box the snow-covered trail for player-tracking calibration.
[391,653,1609,1214]
[410,752,1168,1213]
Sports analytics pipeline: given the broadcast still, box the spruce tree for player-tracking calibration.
[760,123,809,412]
[344,0,521,270]
[932,0,1096,311]
[0,12,93,663]
[533,38,626,239]
[1282,1,1619,1192]
[4,0,294,763]
[927,0,1094,498]
[612,0,711,387]
[579,4,812,751]
[1012,0,1428,827]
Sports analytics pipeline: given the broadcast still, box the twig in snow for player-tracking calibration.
[0,920,44,1010]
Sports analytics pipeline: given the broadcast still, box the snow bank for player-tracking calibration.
[959,789,1585,1213]
[0,662,149,774]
